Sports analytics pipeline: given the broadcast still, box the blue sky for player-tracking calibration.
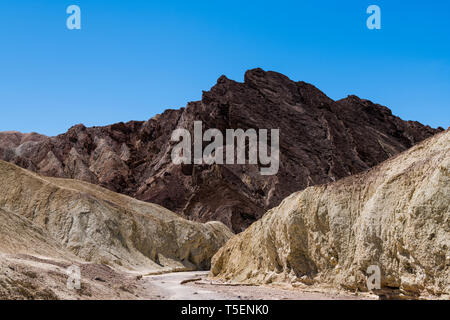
[0,0,449,136]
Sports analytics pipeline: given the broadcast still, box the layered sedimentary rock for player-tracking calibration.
[211,130,450,298]
[0,69,442,232]
[0,131,47,149]
[0,160,232,272]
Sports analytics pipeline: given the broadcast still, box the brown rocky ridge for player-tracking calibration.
[0,69,443,232]
[211,130,450,299]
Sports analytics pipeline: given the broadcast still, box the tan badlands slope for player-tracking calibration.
[211,130,449,298]
[0,160,232,273]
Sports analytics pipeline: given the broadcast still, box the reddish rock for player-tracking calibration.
[0,69,443,232]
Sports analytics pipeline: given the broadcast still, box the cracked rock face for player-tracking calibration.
[211,130,450,299]
[0,160,233,272]
[0,69,442,232]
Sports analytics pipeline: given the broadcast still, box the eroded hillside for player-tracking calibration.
[211,130,450,299]
[0,69,442,232]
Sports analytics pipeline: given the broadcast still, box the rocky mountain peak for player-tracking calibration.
[0,69,443,232]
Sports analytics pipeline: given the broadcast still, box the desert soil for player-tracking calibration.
[144,271,376,300]
[0,253,375,300]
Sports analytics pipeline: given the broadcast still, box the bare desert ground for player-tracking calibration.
[145,271,376,300]
[0,253,375,300]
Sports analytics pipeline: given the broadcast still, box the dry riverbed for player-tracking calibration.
[144,271,376,300]
[0,254,375,300]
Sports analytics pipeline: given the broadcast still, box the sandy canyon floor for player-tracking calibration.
[0,253,375,300]
[145,271,375,300]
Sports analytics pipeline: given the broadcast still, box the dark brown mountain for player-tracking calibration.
[0,69,443,232]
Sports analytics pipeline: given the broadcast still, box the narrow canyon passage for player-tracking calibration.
[143,271,374,300]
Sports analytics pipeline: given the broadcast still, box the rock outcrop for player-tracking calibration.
[0,160,232,272]
[211,130,450,299]
[0,131,47,149]
[0,69,442,232]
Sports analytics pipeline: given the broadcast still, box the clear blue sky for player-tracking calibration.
[0,0,449,136]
